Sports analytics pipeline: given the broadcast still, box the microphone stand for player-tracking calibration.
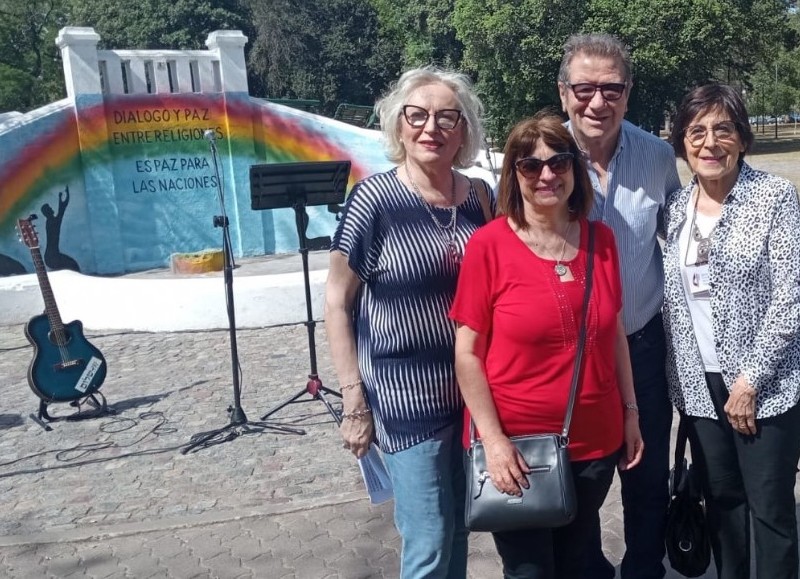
[484,137,498,185]
[181,132,305,455]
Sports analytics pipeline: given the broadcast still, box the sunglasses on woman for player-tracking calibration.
[515,152,574,179]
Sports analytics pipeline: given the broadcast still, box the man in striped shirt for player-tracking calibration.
[558,34,681,579]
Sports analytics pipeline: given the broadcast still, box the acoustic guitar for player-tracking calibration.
[16,216,107,403]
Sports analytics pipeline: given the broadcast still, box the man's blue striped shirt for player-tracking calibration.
[569,120,681,335]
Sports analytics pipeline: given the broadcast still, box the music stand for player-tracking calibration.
[251,161,350,425]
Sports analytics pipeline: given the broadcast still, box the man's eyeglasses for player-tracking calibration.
[515,152,574,179]
[402,105,462,130]
[564,82,628,102]
[684,121,739,145]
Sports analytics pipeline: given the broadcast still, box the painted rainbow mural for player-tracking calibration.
[0,92,391,276]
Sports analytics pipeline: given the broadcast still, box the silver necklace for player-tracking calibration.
[407,168,461,263]
[529,221,573,276]
[688,187,719,265]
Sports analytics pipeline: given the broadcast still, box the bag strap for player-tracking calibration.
[469,221,595,444]
[672,414,690,484]
[470,177,494,224]
[561,221,595,438]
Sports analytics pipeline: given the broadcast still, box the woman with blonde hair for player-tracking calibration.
[325,66,492,578]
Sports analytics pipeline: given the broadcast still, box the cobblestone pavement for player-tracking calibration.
[0,322,794,578]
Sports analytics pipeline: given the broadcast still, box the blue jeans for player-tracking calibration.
[383,420,468,579]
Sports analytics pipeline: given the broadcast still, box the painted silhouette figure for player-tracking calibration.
[0,254,26,277]
[41,187,80,272]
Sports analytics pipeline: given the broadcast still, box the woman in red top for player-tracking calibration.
[450,113,643,579]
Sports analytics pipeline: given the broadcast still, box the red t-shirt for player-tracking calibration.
[450,217,624,461]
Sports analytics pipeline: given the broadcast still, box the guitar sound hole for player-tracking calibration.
[48,330,71,347]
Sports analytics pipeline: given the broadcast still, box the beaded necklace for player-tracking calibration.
[407,168,461,263]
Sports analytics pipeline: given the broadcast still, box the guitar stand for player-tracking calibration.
[30,392,115,431]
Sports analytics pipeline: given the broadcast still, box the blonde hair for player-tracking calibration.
[375,66,485,169]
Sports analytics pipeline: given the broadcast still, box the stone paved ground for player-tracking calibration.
[0,323,485,577]
[2,321,764,578]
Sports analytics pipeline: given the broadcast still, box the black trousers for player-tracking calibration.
[686,372,800,579]
[491,450,619,579]
[587,314,673,579]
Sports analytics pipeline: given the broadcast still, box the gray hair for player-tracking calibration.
[374,66,485,169]
[558,34,632,83]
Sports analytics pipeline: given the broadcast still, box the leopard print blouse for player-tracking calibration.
[662,163,800,419]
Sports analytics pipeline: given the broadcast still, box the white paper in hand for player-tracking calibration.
[357,443,393,504]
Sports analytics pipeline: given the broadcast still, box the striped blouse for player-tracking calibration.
[331,168,491,453]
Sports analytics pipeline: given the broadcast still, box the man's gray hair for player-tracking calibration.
[375,66,485,169]
[558,34,632,83]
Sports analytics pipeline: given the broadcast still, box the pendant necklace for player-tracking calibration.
[407,168,461,263]
[553,222,572,276]
[530,221,572,277]
[689,187,719,265]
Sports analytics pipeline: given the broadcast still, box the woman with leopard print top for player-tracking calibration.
[663,83,800,579]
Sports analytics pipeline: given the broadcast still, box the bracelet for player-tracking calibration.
[342,408,372,421]
[623,402,639,413]
[340,379,363,392]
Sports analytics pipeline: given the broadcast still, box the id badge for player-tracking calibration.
[684,263,711,299]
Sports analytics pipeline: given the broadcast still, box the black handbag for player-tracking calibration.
[665,417,711,577]
[465,222,595,533]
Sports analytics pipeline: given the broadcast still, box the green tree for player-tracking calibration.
[585,0,734,131]
[586,0,795,131]
[0,0,254,113]
[0,0,68,113]
[750,53,800,119]
[774,8,800,114]
[0,65,34,113]
[5,0,797,137]
[454,0,795,141]
[370,0,463,69]
[66,0,251,50]
[744,8,800,118]
[246,0,395,113]
[454,0,587,142]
